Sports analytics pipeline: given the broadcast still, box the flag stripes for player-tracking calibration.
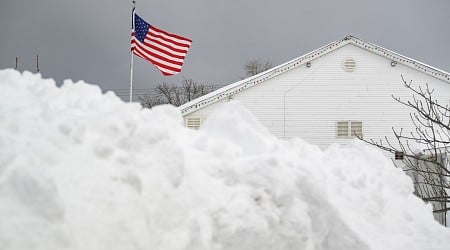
[131,14,192,76]
[132,41,182,75]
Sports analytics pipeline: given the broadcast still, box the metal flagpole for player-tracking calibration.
[129,1,136,103]
[36,55,40,73]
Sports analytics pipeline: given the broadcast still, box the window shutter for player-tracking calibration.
[337,121,349,137]
[186,117,201,130]
[350,121,363,137]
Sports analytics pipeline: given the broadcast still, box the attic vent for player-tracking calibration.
[337,121,363,138]
[337,122,350,137]
[186,117,201,130]
[342,58,356,72]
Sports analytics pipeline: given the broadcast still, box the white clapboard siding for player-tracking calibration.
[183,43,450,150]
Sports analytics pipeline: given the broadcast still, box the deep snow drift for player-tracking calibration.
[0,69,449,250]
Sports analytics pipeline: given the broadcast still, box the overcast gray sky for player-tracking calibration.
[1,0,449,99]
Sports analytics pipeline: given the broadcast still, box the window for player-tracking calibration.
[337,121,363,138]
[395,151,404,160]
[186,117,201,130]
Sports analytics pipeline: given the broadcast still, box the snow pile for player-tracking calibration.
[0,69,449,250]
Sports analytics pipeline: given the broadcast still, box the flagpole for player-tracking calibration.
[129,0,136,103]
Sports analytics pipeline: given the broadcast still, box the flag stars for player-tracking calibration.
[131,13,192,76]
[134,14,150,43]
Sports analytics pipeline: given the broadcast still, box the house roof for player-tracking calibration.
[179,36,450,116]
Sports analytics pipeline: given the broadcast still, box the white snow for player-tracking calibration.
[0,69,449,250]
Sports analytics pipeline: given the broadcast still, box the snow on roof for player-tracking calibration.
[179,36,450,116]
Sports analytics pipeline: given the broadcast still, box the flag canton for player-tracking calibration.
[134,14,150,43]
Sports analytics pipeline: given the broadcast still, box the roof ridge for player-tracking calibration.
[347,37,450,82]
[179,37,348,114]
[179,36,450,116]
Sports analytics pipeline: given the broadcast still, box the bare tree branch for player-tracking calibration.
[359,76,450,226]
[244,59,273,77]
[139,78,216,108]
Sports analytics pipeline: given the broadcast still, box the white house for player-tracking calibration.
[179,35,450,225]
[180,36,450,149]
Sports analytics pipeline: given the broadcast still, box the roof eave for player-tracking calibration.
[179,38,352,116]
[348,37,450,83]
[179,36,450,117]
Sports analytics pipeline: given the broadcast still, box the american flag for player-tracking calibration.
[131,14,192,76]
